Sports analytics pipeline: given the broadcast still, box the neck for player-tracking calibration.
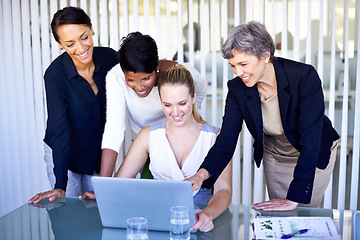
[258,62,276,88]
[75,60,94,73]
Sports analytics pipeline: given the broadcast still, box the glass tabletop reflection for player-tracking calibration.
[0,197,357,239]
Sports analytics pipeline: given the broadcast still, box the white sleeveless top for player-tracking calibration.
[149,120,218,186]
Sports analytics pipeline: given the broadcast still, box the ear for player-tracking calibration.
[192,91,197,105]
[57,42,64,51]
[264,51,270,63]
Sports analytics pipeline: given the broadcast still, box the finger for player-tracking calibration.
[28,193,41,203]
[200,221,214,232]
[190,218,202,231]
[33,193,47,204]
[85,191,96,199]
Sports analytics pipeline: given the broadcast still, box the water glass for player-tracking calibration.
[170,206,190,240]
[126,217,148,240]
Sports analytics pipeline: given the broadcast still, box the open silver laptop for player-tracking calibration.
[92,176,196,231]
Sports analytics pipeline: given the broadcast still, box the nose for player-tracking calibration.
[172,106,180,115]
[233,66,244,77]
[135,84,145,92]
[76,42,86,53]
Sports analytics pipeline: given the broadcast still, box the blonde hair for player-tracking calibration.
[157,64,205,124]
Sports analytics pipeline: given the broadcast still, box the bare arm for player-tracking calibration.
[100,149,118,177]
[191,160,232,232]
[115,127,150,178]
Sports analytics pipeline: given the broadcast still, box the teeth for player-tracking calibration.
[80,49,88,57]
[173,115,183,120]
[137,90,147,95]
[243,75,250,80]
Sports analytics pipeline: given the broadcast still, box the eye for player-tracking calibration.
[126,78,134,82]
[81,36,89,41]
[67,43,74,47]
[164,103,170,107]
[179,102,186,106]
[142,77,151,81]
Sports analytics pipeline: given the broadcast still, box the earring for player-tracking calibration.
[60,47,64,50]
[93,32,95,35]
[156,69,160,73]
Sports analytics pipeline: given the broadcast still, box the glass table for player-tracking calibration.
[0,197,357,239]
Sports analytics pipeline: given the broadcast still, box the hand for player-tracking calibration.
[190,210,214,232]
[252,199,298,211]
[79,191,96,200]
[28,189,65,204]
[184,169,209,192]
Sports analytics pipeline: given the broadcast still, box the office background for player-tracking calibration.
[0,0,359,218]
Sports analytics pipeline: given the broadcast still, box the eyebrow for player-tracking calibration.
[64,31,87,43]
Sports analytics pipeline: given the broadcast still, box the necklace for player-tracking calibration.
[257,80,277,100]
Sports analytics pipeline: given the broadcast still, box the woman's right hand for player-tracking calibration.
[79,191,96,200]
[185,168,209,192]
[28,189,65,204]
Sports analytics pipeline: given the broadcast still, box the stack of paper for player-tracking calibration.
[253,216,340,239]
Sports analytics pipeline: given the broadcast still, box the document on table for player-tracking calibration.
[253,216,340,239]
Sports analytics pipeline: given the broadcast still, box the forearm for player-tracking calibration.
[201,189,232,220]
[100,148,118,177]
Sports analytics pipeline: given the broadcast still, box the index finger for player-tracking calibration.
[28,192,43,204]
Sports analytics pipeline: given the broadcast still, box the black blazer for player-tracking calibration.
[201,57,339,204]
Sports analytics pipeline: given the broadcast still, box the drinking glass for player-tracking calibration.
[170,206,190,240]
[126,217,148,240]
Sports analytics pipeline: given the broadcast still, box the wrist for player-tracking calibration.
[197,168,210,182]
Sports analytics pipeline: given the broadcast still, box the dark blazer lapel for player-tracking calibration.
[245,86,263,143]
[273,61,291,128]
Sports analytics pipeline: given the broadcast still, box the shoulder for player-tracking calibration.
[93,46,117,57]
[202,123,219,135]
[150,120,167,132]
[106,64,124,79]
[274,57,317,78]
[93,47,118,67]
[227,76,247,92]
[44,53,67,83]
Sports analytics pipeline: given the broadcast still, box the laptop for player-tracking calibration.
[91,176,196,231]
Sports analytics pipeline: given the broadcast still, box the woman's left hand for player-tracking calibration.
[252,199,298,211]
[190,210,214,232]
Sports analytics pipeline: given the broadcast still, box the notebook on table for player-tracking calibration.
[91,176,196,231]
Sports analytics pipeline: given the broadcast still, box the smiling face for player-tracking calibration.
[228,50,269,88]
[57,24,94,67]
[159,84,196,127]
[124,71,157,98]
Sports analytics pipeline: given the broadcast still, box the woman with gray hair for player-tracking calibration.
[187,21,339,211]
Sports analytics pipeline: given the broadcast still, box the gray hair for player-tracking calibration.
[222,21,275,61]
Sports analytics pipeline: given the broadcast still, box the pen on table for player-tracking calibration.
[281,229,309,239]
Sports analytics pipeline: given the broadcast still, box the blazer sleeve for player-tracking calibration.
[201,80,243,188]
[285,65,326,204]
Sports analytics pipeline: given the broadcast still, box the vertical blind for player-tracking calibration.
[0,0,359,219]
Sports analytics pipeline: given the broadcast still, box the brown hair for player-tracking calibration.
[157,64,205,124]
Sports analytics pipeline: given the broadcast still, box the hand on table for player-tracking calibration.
[79,191,96,200]
[252,199,298,211]
[28,189,65,204]
[190,210,214,232]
